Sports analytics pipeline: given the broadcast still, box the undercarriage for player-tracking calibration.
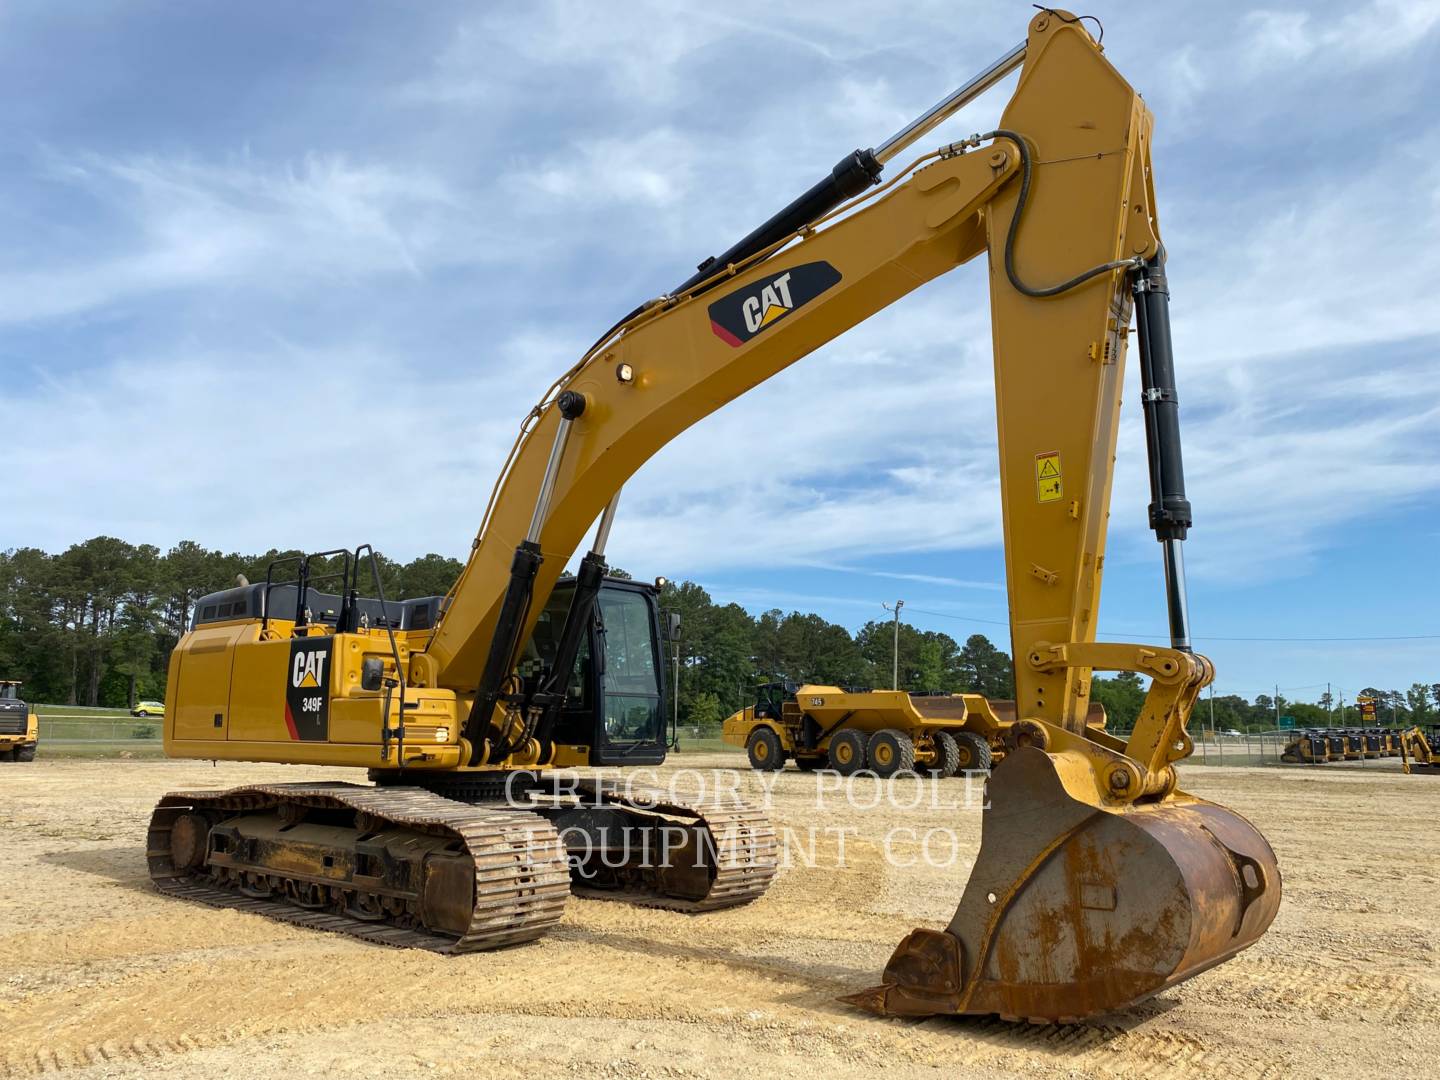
[148,775,777,951]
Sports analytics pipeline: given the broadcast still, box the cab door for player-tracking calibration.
[592,586,665,765]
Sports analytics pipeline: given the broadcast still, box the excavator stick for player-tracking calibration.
[845,11,1283,1019]
[844,748,1280,1022]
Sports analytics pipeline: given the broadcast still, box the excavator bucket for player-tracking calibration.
[844,747,1280,1023]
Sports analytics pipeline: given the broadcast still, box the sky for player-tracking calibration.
[1,0,1437,705]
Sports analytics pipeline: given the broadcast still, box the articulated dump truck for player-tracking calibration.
[0,681,39,762]
[723,681,1107,776]
[146,10,1280,1024]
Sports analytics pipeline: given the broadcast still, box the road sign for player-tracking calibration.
[1279,715,1295,729]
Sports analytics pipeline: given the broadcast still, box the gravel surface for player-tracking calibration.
[1,754,1436,1078]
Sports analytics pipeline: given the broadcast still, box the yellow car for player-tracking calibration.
[131,700,165,717]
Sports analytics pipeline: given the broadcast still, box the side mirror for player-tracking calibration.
[666,611,682,641]
[361,657,385,692]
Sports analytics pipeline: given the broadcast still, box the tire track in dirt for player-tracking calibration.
[1196,955,1437,1024]
[4,1034,208,1078]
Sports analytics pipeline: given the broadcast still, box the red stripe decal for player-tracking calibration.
[284,702,299,740]
[710,320,743,347]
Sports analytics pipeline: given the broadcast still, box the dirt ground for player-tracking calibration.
[1,754,1436,1079]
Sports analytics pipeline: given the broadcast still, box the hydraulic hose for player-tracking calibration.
[983,128,1142,298]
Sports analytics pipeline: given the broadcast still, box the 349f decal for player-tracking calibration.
[284,638,332,741]
[708,261,842,347]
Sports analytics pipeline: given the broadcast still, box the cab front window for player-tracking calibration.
[597,590,662,747]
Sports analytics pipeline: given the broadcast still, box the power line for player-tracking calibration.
[897,607,1422,703]
[906,606,1011,627]
[903,606,1440,643]
[1177,633,1440,643]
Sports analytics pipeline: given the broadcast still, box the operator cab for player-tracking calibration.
[525,576,671,766]
[752,680,798,721]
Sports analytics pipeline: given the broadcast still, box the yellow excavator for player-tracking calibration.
[151,10,1279,1023]
[1399,726,1440,773]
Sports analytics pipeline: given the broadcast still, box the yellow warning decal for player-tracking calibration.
[1035,451,1063,503]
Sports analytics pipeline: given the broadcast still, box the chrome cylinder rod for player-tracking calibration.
[1161,539,1193,652]
[591,490,622,556]
[873,41,1027,165]
[526,393,587,543]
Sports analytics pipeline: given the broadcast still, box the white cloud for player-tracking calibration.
[402,0,1001,110]
[860,570,1005,592]
[0,151,475,325]
[0,334,552,557]
[1242,0,1440,69]
[504,128,698,208]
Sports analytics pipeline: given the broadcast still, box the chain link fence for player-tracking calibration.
[34,708,164,756]
[1184,729,1291,766]
[20,710,1411,768]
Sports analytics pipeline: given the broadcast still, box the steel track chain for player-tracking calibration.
[147,782,570,953]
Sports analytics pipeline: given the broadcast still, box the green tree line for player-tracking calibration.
[0,537,462,708]
[1124,680,1440,736]
[4,537,1433,734]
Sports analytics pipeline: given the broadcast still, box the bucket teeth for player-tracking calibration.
[841,928,965,1016]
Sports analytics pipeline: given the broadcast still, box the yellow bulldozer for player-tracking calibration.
[0,681,39,762]
[723,681,1108,776]
[147,10,1279,1023]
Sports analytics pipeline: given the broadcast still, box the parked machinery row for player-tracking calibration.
[1280,726,1439,769]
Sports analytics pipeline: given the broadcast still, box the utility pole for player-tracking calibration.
[1275,683,1280,730]
[882,600,904,691]
[1208,682,1215,736]
[1326,681,1331,727]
